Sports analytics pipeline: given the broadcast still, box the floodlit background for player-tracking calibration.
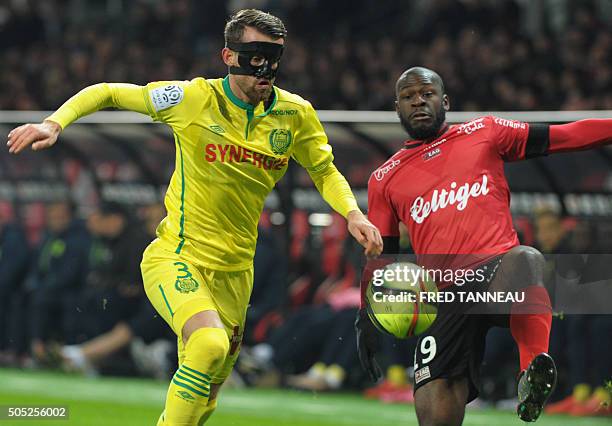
[0,1,611,425]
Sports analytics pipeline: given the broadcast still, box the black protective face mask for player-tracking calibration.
[226,41,284,80]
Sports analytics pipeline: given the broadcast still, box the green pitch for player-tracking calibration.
[0,368,606,425]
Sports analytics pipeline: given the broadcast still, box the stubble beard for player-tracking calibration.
[237,77,273,105]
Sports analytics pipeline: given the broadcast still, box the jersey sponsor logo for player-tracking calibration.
[415,366,431,384]
[422,147,441,161]
[423,138,446,151]
[205,143,288,170]
[373,159,401,181]
[457,118,485,135]
[270,109,298,116]
[410,174,490,224]
[494,117,527,129]
[150,85,184,112]
[269,129,292,155]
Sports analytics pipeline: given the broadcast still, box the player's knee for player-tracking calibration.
[184,327,230,369]
[504,245,546,285]
[518,245,545,268]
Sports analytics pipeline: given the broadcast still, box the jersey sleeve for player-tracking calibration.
[46,79,205,131]
[142,79,206,130]
[488,116,530,162]
[291,101,333,172]
[367,176,399,237]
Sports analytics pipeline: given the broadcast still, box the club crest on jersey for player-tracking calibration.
[150,85,184,112]
[175,277,199,293]
[269,129,292,155]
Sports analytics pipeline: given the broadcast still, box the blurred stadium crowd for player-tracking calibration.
[1,0,611,419]
[0,0,611,111]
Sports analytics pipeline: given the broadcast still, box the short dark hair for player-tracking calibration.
[224,9,287,44]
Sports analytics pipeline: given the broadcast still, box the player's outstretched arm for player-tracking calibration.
[6,83,148,154]
[547,119,612,154]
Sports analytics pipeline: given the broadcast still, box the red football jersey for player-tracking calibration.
[368,116,531,270]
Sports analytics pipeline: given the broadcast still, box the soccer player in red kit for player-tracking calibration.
[355,67,612,424]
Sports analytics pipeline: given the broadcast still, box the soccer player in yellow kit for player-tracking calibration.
[7,9,383,426]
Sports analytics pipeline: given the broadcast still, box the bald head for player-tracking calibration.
[394,67,449,140]
[396,67,445,96]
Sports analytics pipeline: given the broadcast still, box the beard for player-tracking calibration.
[236,77,274,105]
[400,105,446,140]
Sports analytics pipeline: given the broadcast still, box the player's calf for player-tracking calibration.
[163,327,229,425]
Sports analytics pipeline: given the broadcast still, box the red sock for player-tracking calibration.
[510,286,552,371]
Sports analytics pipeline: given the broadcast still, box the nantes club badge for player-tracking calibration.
[175,277,199,293]
[269,129,292,155]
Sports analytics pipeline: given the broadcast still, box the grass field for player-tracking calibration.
[0,368,608,425]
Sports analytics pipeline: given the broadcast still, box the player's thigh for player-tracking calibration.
[141,242,218,339]
[415,377,468,426]
[204,267,254,383]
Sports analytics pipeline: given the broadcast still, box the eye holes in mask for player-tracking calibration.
[249,55,279,70]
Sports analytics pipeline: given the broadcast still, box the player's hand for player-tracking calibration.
[7,120,62,154]
[347,210,383,258]
[355,308,382,382]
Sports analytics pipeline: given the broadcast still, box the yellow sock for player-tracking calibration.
[162,328,229,426]
[197,399,218,425]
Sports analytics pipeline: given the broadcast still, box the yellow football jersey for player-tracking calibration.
[47,77,359,271]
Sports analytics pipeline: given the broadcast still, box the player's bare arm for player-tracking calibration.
[7,119,62,154]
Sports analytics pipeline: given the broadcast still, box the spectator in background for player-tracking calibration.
[533,207,572,256]
[0,204,29,365]
[70,202,149,347]
[19,199,90,365]
[244,224,288,346]
[61,203,174,378]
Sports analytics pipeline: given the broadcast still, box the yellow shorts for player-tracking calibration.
[140,239,253,383]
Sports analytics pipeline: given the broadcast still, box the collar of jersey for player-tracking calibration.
[403,123,451,149]
[223,75,277,117]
